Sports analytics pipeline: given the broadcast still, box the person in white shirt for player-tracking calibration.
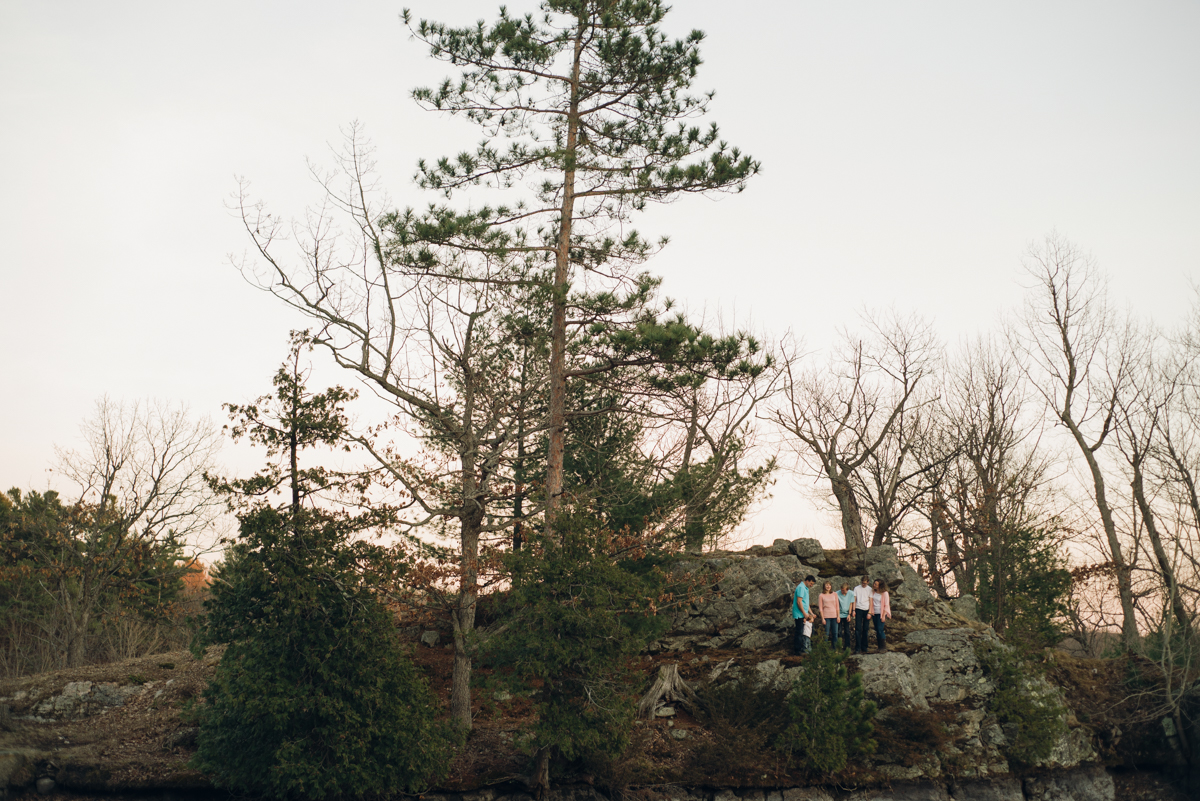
[853,575,874,654]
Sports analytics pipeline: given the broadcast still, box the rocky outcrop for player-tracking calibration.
[655,541,934,653]
[862,628,1094,780]
[19,680,145,722]
[652,544,1100,786]
[0,546,1169,799]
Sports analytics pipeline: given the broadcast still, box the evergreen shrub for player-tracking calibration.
[483,514,668,778]
[775,636,876,774]
[975,640,1066,766]
[192,507,457,799]
[689,674,790,778]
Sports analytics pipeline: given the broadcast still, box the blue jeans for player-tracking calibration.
[855,609,870,652]
[873,613,887,649]
[840,616,852,649]
[824,618,839,646]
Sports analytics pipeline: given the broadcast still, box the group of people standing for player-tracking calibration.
[791,574,891,655]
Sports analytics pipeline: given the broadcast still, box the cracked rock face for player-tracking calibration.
[658,547,946,653]
[656,547,1100,786]
[856,651,929,710]
[905,628,994,703]
[855,628,1096,779]
[1022,766,1115,801]
[422,773,1114,801]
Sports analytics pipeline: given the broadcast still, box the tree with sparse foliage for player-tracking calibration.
[0,399,219,672]
[1009,233,1140,650]
[774,313,939,550]
[234,159,544,731]
[193,341,456,799]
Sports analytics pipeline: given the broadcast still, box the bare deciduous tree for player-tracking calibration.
[46,397,221,666]
[658,362,779,552]
[925,337,1062,634]
[234,131,540,731]
[1009,232,1140,649]
[773,312,939,550]
[1112,323,1195,636]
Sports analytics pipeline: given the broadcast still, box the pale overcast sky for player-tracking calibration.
[2,1,1197,548]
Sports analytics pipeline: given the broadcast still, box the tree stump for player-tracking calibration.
[638,663,699,719]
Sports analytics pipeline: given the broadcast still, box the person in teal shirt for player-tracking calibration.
[792,575,817,654]
[836,582,854,650]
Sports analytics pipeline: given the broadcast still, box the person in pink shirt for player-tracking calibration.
[818,581,840,647]
[871,579,892,652]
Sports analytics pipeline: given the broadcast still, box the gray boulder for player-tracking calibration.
[1022,766,1114,801]
[781,790,836,801]
[856,651,930,710]
[864,545,904,585]
[951,595,980,622]
[739,629,784,650]
[790,538,825,561]
[846,784,950,801]
[669,555,803,640]
[31,681,143,721]
[906,628,994,704]
[950,777,1023,801]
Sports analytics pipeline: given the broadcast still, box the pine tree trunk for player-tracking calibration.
[451,442,484,730]
[544,25,585,539]
[531,746,552,799]
[450,629,473,730]
[61,577,88,668]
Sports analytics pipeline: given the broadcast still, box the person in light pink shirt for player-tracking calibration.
[871,579,892,652]
[818,581,840,647]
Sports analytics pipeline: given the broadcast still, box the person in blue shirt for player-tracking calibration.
[792,575,817,654]
[836,582,855,650]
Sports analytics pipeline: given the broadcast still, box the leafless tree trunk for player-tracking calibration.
[1009,233,1140,649]
[1113,326,1194,636]
[666,364,778,553]
[928,336,1057,615]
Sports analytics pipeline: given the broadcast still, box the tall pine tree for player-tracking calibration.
[402,0,760,536]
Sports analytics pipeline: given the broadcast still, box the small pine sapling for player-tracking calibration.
[776,635,876,775]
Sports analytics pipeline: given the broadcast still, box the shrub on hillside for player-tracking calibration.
[483,515,669,789]
[688,674,790,779]
[775,636,876,774]
[976,640,1067,766]
[192,506,457,799]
